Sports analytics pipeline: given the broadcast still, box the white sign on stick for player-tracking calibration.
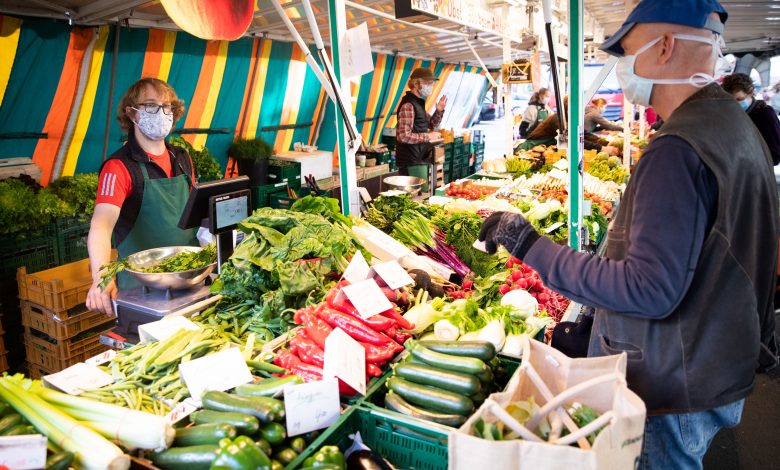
[370,260,415,290]
[179,347,253,403]
[342,22,374,80]
[324,327,366,396]
[284,379,341,436]
[342,250,371,284]
[43,362,114,395]
[0,435,47,470]
[336,279,393,319]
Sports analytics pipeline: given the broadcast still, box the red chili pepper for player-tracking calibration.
[366,363,383,377]
[359,340,400,363]
[325,280,350,305]
[384,325,413,346]
[304,313,333,348]
[289,362,324,382]
[274,349,301,369]
[317,308,393,345]
[293,334,326,368]
[325,299,395,331]
[378,307,414,331]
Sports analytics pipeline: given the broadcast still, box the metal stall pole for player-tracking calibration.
[565,0,584,250]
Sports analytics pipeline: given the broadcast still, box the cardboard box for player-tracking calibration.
[274,150,333,181]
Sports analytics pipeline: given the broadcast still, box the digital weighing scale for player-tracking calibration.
[111,176,252,344]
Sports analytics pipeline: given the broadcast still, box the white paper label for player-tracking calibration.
[165,397,200,424]
[0,435,47,470]
[472,239,489,253]
[179,347,253,402]
[342,250,370,284]
[370,261,414,290]
[548,168,568,180]
[284,379,341,436]
[138,316,201,343]
[337,279,393,319]
[43,363,114,395]
[583,199,593,217]
[84,349,117,367]
[544,222,565,234]
[324,327,366,396]
[342,23,374,80]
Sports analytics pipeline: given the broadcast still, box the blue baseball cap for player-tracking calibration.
[600,0,728,56]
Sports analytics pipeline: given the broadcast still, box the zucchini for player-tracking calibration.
[201,391,282,423]
[234,376,303,398]
[151,445,218,470]
[476,366,493,384]
[173,423,236,446]
[4,424,34,436]
[46,450,74,470]
[258,422,286,445]
[189,410,259,435]
[0,414,22,434]
[274,447,298,465]
[471,390,486,405]
[410,344,488,376]
[255,438,273,456]
[387,377,474,416]
[394,363,481,396]
[418,340,496,361]
[385,391,467,427]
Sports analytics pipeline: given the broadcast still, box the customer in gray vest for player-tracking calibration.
[478,1,779,468]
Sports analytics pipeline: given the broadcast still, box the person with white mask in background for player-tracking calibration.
[87,78,197,315]
[395,68,447,179]
[478,1,779,468]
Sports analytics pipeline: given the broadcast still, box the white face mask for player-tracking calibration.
[616,34,722,107]
[132,107,174,141]
[420,84,434,98]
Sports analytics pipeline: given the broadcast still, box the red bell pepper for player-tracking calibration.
[317,308,393,345]
[325,298,395,331]
[378,307,414,331]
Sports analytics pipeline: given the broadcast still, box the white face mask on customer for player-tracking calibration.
[616,34,722,107]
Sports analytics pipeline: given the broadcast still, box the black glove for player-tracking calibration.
[478,211,541,258]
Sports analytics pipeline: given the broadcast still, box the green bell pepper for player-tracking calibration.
[302,445,346,469]
[210,436,272,470]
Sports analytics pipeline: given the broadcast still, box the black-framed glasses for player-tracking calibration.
[135,103,177,115]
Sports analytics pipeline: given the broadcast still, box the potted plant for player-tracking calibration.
[229,137,273,186]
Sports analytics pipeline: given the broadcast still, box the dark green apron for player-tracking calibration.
[117,162,198,289]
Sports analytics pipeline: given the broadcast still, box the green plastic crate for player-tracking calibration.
[268,160,302,187]
[286,406,449,470]
[251,182,290,208]
[55,217,91,264]
[0,224,59,279]
[269,188,328,210]
[381,134,396,151]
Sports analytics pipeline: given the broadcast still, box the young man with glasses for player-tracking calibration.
[86,78,198,315]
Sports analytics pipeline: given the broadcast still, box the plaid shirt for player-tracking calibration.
[396,103,443,144]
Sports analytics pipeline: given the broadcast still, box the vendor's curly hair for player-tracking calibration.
[117,78,185,133]
[722,73,755,95]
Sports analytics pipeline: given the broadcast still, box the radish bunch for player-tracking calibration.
[498,257,570,322]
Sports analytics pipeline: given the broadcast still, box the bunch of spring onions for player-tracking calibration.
[392,212,471,278]
[0,377,131,470]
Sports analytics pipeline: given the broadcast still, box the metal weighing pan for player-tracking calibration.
[125,246,216,290]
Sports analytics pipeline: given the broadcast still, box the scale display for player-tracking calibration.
[214,195,248,230]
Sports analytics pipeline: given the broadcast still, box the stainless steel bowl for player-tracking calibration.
[125,246,216,290]
[383,175,425,195]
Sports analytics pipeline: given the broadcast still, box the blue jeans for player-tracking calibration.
[639,399,744,470]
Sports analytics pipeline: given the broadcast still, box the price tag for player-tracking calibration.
[138,316,201,343]
[324,327,366,396]
[548,168,568,180]
[179,347,253,403]
[336,279,392,319]
[342,250,370,284]
[583,199,593,217]
[43,363,114,395]
[84,349,117,367]
[0,435,47,470]
[370,261,414,290]
[472,239,489,253]
[284,379,341,436]
[165,397,200,424]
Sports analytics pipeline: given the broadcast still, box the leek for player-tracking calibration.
[0,378,129,470]
[35,387,174,451]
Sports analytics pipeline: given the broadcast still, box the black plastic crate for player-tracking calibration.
[0,225,59,280]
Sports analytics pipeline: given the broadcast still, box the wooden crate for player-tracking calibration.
[24,325,111,372]
[17,258,93,315]
[26,361,57,380]
[21,300,115,340]
[0,350,7,373]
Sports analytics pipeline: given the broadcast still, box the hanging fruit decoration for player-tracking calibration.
[160,0,255,40]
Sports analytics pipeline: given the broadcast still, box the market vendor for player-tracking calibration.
[86,78,197,315]
[584,98,622,134]
[395,68,447,179]
[480,1,778,468]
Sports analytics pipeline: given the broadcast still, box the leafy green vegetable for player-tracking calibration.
[291,196,351,227]
[168,136,223,181]
[432,212,502,278]
[0,179,77,234]
[364,194,438,233]
[132,244,216,273]
[566,403,603,445]
[48,173,99,219]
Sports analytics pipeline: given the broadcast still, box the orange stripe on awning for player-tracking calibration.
[234,38,259,139]
[32,27,94,186]
[182,40,222,146]
[373,55,406,145]
[309,88,327,146]
[141,29,166,78]
[361,54,386,142]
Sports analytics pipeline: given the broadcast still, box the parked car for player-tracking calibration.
[479,97,503,121]
[510,93,531,116]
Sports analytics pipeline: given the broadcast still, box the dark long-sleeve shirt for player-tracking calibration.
[747,100,780,165]
[524,136,718,318]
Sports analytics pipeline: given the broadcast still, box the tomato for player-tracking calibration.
[498,284,511,295]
